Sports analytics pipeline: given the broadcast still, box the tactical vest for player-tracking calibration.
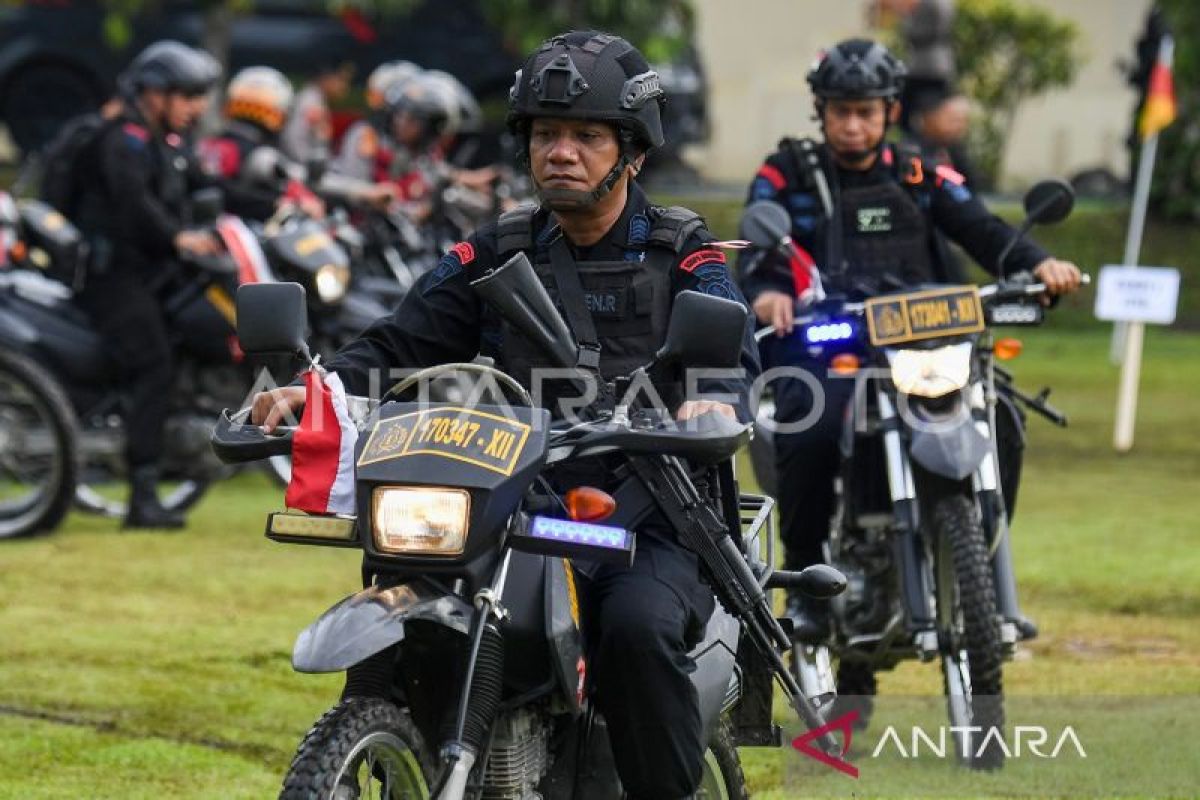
[784,138,939,294]
[491,203,706,413]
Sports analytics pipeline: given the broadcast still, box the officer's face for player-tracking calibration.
[528,118,620,194]
[164,91,208,133]
[822,98,888,164]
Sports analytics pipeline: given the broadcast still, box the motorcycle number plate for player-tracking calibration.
[357,406,532,477]
[865,285,984,346]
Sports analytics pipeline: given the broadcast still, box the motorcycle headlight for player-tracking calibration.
[314,263,349,304]
[887,342,973,399]
[372,487,470,556]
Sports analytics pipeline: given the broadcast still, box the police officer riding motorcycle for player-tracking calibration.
[248,30,819,800]
[738,38,1082,753]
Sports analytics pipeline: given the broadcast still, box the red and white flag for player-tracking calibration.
[787,241,826,305]
[285,369,358,515]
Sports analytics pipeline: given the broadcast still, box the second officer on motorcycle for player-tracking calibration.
[739,38,1082,641]
[254,30,759,800]
[70,41,277,529]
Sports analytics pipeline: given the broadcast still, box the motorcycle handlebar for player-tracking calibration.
[210,409,294,464]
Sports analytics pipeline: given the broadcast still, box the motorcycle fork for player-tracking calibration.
[973,352,1023,627]
[877,388,935,634]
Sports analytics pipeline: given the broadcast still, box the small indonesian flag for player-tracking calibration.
[285,369,358,515]
[787,242,826,304]
[1139,35,1177,140]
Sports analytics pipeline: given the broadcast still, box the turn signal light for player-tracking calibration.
[9,240,26,263]
[994,338,1024,361]
[830,353,860,375]
[565,487,616,522]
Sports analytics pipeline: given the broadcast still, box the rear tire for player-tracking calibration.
[933,493,1005,770]
[0,349,76,538]
[280,697,433,800]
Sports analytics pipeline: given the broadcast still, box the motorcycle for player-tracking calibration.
[211,257,846,799]
[743,180,1085,769]
[0,192,359,536]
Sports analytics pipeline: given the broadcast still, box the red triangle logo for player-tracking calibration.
[791,710,860,778]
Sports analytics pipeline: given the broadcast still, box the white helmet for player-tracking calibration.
[422,70,481,134]
[366,60,422,110]
[225,66,294,132]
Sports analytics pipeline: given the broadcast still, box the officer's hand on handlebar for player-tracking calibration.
[1032,258,1083,304]
[752,290,795,337]
[362,183,399,210]
[251,386,306,433]
[174,230,221,258]
[676,400,737,421]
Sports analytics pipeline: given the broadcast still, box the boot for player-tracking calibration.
[123,466,186,530]
[786,590,831,645]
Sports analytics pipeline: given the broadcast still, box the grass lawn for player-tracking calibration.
[1,200,1198,797]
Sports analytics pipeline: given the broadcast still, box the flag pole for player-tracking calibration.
[1109,132,1158,365]
[1113,34,1174,452]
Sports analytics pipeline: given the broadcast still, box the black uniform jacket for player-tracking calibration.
[326,183,760,421]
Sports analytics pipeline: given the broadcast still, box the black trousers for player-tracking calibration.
[774,368,1026,570]
[576,533,715,800]
[77,270,173,469]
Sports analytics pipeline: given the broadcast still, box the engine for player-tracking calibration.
[480,708,550,800]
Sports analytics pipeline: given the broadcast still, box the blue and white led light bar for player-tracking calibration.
[507,515,636,565]
[804,321,856,345]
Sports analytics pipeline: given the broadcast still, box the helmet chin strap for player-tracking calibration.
[535,152,632,212]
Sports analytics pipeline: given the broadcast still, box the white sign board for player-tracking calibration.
[1095,266,1180,325]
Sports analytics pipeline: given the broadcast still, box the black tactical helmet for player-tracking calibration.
[507,30,666,156]
[121,40,222,96]
[807,38,907,101]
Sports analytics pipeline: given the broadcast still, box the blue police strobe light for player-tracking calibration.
[507,515,637,566]
[804,321,855,345]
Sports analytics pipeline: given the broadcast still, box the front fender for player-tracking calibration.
[908,415,989,481]
[293,580,472,673]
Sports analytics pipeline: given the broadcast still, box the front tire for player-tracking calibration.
[281,698,434,800]
[697,720,749,800]
[0,348,77,539]
[933,493,1005,770]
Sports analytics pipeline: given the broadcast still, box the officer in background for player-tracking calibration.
[198,66,324,219]
[71,41,275,529]
[280,55,353,169]
[739,39,1081,641]
[329,60,422,187]
[254,31,759,800]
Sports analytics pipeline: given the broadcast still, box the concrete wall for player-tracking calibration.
[686,0,1153,189]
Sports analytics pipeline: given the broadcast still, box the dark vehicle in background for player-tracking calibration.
[0,0,515,155]
[0,0,709,167]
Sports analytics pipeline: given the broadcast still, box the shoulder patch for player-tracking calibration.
[122,122,149,146]
[756,163,787,191]
[357,127,378,158]
[679,247,727,273]
[935,163,966,187]
[449,241,475,265]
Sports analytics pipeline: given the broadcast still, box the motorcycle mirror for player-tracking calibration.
[797,564,848,599]
[470,251,579,370]
[189,187,225,226]
[738,200,792,249]
[235,282,311,359]
[654,290,747,369]
[1022,179,1074,227]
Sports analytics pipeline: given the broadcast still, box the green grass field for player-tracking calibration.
[2,202,1198,798]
